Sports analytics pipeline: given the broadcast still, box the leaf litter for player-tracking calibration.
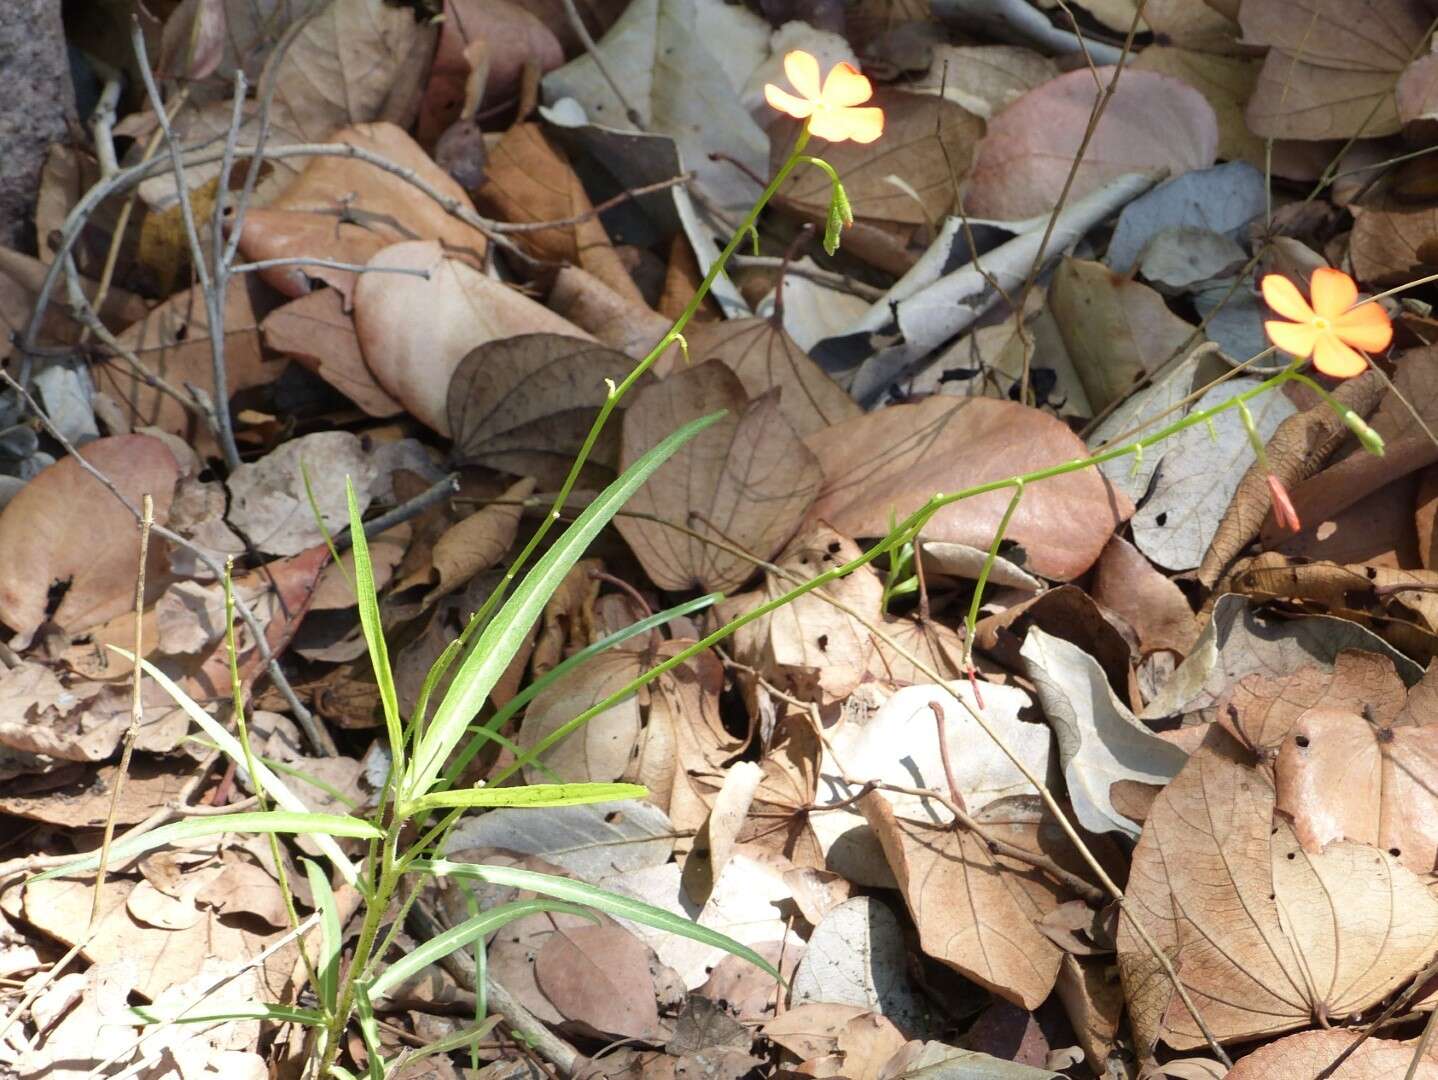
[6,0,1438,1077]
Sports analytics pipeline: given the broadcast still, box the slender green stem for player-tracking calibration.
[963,479,1024,669]
[1236,399,1271,473]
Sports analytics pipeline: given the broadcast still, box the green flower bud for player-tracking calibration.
[1340,407,1385,456]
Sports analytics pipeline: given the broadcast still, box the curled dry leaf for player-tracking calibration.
[806,397,1132,581]
[1241,0,1428,140]
[1118,728,1438,1051]
[1275,701,1438,877]
[260,288,403,417]
[965,68,1217,220]
[861,792,1081,1011]
[727,716,824,871]
[418,0,563,144]
[774,88,983,226]
[0,434,178,639]
[425,476,535,605]
[353,240,592,434]
[448,333,643,488]
[234,123,489,302]
[681,760,763,906]
[679,317,860,439]
[1225,1029,1438,1079]
[101,278,282,452]
[616,360,823,594]
[0,663,130,767]
[476,123,644,304]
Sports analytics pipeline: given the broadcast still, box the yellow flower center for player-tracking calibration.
[1312,316,1331,332]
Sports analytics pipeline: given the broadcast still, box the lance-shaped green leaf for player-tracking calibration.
[407,782,647,816]
[367,899,594,999]
[410,861,782,983]
[31,812,381,883]
[132,1003,326,1026]
[406,411,724,798]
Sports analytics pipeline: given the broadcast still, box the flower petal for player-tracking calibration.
[1312,332,1367,378]
[821,62,873,107]
[1333,300,1393,353]
[807,106,850,142]
[1261,274,1315,323]
[765,84,814,119]
[1265,319,1320,358]
[784,50,822,101]
[837,106,884,143]
[1309,267,1358,320]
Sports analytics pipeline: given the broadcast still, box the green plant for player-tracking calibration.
[27,71,1402,1080]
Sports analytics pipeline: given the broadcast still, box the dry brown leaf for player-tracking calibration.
[676,317,860,439]
[1142,0,1243,53]
[1049,258,1199,415]
[0,664,131,769]
[426,476,535,604]
[965,68,1217,220]
[476,123,643,303]
[774,88,983,226]
[260,288,403,417]
[448,333,643,488]
[0,759,189,827]
[1275,704,1438,877]
[616,360,822,594]
[866,614,966,687]
[233,122,489,302]
[1054,954,1122,1072]
[1350,202,1438,284]
[353,240,591,434]
[417,0,563,143]
[533,923,666,1040]
[517,649,642,785]
[861,792,1076,1010]
[1241,0,1428,140]
[1131,48,1263,166]
[1226,1030,1438,1079]
[806,397,1131,581]
[747,523,886,706]
[911,45,1058,119]
[629,644,737,839]
[100,277,281,451]
[1218,648,1408,760]
[1231,556,1438,665]
[1092,536,1199,657]
[730,716,824,872]
[0,434,177,639]
[1118,728,1438,1051]
[548,265,674,362]
[681,760,763,905]
[1196,370,1385,589]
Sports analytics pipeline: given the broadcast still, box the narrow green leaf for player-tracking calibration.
[354,987,385,1080]
[407,411,724,798]
[442,592,722,787]
[31,812,381,883]
[302,859,342,1013]
[348,479,405,774]
[410,861,782,984]
[111,651,365,886]
[367,899,594,999]
[409,782,647,816]
[132,1002,326,1026]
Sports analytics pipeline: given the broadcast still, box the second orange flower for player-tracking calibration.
[765,51,884,144]
[1260,268,1392,379]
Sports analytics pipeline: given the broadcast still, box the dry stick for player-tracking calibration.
[130,21,244,471]
[0,368,337,755]
[726,254,885,299]
[89,493,155,927]
[229,255,434,279]
[493,171,693,234]
[559,0,643,130]
[1013,0,1148,404]
[927,702,968,814]
[1405,1004,1438,1080]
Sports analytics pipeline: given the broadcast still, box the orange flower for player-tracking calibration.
[764,51,884,144]
[1261,268,1392,378]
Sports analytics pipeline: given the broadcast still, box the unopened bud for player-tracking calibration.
[1339,407,1385,456]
